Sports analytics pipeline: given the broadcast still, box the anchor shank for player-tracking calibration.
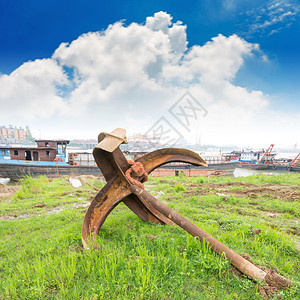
[130,185,267,282]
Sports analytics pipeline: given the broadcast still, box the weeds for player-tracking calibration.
[0,174,299,299]
[175,184,186,192]
[12,175,49,200]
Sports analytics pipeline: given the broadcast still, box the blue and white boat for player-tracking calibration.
[0,140,100,180]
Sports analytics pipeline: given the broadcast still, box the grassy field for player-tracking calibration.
[0,174,299,299]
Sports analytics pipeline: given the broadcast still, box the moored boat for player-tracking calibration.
[0,140,238,180]
[0,140,101,180]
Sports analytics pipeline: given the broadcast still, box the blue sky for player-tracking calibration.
[0,0,299,147]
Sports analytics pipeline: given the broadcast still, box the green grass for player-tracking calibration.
[0,174,299,299]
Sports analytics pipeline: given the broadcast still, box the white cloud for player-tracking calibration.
[146,11,172,33]
[242,0,300,37]
[162,34,259,83]
[0,59,68,119]
[0,11,299,147]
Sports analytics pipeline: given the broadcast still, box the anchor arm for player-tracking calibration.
[81,177,131,249]
[136,148,208,174]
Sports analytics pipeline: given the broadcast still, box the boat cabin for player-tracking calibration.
[36,140,69,155]
[240,151,262,163]
[0,146,10,160]
[223,151,241,162]
[8,140,69,162]
[240,151,276,164]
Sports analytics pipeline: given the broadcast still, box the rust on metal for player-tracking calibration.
[82,128,267,282]
[125,160,149,189]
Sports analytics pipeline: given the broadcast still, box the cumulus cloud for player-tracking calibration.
[0,59,68,119]
[0,11,298,146]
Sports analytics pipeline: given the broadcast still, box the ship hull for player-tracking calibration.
[0,161,239,180]
[0,163,101,181]
[238,164,269,170]
[157,162,238,176]
[271,165,300,172]
[239,163,300,173]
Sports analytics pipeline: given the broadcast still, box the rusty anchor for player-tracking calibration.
[82,128,267,282]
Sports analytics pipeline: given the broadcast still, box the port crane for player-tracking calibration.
[257,144,275,165]
[289,153,300,168]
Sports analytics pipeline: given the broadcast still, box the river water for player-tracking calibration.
[233,167,289,177]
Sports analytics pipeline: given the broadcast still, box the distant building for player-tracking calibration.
[0,125,33,144]
[123,133,163,151]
